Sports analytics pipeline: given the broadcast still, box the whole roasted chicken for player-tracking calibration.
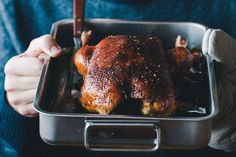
[74,33,195,116]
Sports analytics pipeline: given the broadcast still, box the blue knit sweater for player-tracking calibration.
[0,0,236,156]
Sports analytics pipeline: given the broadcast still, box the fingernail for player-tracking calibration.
[50,45,61,57]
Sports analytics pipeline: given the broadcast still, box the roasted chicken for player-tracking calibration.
[74,35,176,116]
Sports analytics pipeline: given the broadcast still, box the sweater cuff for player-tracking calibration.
[0,91,36,152]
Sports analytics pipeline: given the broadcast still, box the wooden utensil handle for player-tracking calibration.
[74,0,85,37]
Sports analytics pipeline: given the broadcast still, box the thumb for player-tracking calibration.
[24,34,62,57]
[202,29,236,69]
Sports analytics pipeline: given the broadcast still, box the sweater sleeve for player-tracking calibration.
[0,6,36,154]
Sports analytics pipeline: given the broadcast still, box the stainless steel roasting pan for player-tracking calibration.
[34,19,218,151]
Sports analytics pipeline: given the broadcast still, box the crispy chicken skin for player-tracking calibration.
[74,35,176,115]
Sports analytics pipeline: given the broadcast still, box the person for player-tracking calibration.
[0,0,236,156]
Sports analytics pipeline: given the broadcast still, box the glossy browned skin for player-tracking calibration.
[74,35,176,115]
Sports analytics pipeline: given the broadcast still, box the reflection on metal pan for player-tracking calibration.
[34,19,218,151]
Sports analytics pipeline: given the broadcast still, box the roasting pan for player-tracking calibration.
[34,19,218,151]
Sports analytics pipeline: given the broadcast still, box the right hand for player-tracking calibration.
[4,35,62,117]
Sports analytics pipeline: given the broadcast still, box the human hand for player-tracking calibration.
[202,29,236,152]
[4,35,62,117]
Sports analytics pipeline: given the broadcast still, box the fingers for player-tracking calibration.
[4,57,40,117]
[7,89,37,106]
[4,56,43,76]
[15,103,38,117]
[6,89,38,117]
[5,75,40,91]
[25,34,62,57]
[38,53,50,62]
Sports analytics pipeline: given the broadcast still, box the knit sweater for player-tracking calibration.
[0,0,236,156]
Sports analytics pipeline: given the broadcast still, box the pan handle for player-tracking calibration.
[84,121,160,151]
